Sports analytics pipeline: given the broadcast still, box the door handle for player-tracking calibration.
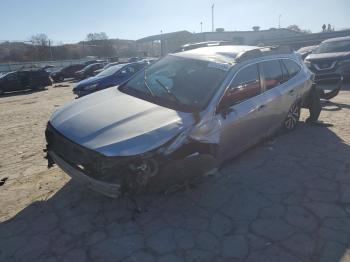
[288,89,295,94]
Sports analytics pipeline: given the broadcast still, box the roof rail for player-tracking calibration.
[235,45,293,62]
[179,41,235,52]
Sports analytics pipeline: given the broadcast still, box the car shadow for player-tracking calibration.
[1,123,350,261]
[322,100,350,111]
[0,88,47,98]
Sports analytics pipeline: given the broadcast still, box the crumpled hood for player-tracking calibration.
[306,51,350,61]
[50,88,195,156]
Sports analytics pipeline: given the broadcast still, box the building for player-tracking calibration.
[137,28,350,56]
[137,31,193,56]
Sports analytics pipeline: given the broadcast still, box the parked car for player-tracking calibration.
[93,62,127,75]
[74,63,106,80]
[83,59,106,66]
[45,45,313,197]
[73,62,148,97]
[297,45,318,60]
[0,69,52,95]
[304,36,350,82]
[51,64,85,82]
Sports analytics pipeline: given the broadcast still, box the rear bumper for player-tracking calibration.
[49,151,122,198]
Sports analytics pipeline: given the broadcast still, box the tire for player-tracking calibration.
[282,101,301,132]
[59,76,64,82]
[0,89,3,95]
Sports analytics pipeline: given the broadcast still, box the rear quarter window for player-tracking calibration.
[282,59,301,79]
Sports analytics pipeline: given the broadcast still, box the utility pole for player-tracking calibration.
[160,30,164,57]
[211,4,215,32]
[278,14,282,29]
[200,22,203,33]
[49,39,53,61]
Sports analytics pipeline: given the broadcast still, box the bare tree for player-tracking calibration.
[86,32,109,42]
[30,33,49,46]
[287,24,301,32]
[287,25,311,34]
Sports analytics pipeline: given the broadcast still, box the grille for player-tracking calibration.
[46,123,101,173]
[313,59,337,72]
[45,122,130,183]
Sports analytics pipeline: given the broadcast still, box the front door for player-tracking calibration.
[3,72,21,92]
[217,63,270,161]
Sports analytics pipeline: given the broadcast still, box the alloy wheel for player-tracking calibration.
[284,102,300,130]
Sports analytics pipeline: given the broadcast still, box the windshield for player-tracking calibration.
[0,72,13,79]
[314,40,350,53]
[121,55,228,111]
[96,64,124,77]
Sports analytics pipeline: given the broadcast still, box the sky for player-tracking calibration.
[0,0,349,44]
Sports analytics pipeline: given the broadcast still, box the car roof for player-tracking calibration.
[322,36,350,43]
[173,45,259,64]
[173,45,295,65]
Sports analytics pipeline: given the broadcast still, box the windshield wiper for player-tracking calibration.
[155,78,182,105]
[144,69,154,96]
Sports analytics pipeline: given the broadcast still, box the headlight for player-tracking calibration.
[304,60,312,68]
[338,59,350,66]
[83,83,98,90]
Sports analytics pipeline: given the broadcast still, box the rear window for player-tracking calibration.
[259,60,283,90]
[282,59,300,79]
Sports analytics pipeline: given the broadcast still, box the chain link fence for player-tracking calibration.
[0,58,94,74]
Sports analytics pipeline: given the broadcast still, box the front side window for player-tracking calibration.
[282,59,300,79]
[5,73,17,81]
[260,60,283,90]
[222,64,261,106]
[121,55,227,111]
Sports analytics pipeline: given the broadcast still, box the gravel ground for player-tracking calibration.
[0,82,350,261]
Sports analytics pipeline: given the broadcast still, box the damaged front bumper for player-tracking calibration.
[49,151,122,198]
[44,122,218,197]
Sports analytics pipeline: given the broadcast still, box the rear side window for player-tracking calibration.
[282,59,300,78]
[280,60,290,83]
[225,64,261,105]
[259,60,283,90]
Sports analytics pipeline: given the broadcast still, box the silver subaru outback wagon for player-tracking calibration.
[45,45,314,197]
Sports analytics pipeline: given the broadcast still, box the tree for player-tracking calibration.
[30,33,49,46]
[252,26,260,31]
[287,25,312,34]
[86,32,109,41]
[287,24,301,32]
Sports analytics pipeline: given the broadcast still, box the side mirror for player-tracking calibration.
[217,95,233,118]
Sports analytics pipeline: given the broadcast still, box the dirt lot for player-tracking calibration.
[1,82,350,261]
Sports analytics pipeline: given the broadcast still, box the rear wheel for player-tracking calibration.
[283,101,301,131]
[0,89,3,95]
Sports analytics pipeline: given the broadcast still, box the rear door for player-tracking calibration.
[258,59,286,132]
[217,63,268,160]
[279,59,303,116]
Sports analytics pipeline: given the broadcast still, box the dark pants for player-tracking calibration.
[305,84,321,122]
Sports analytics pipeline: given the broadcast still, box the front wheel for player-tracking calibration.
[283,101,301,132]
